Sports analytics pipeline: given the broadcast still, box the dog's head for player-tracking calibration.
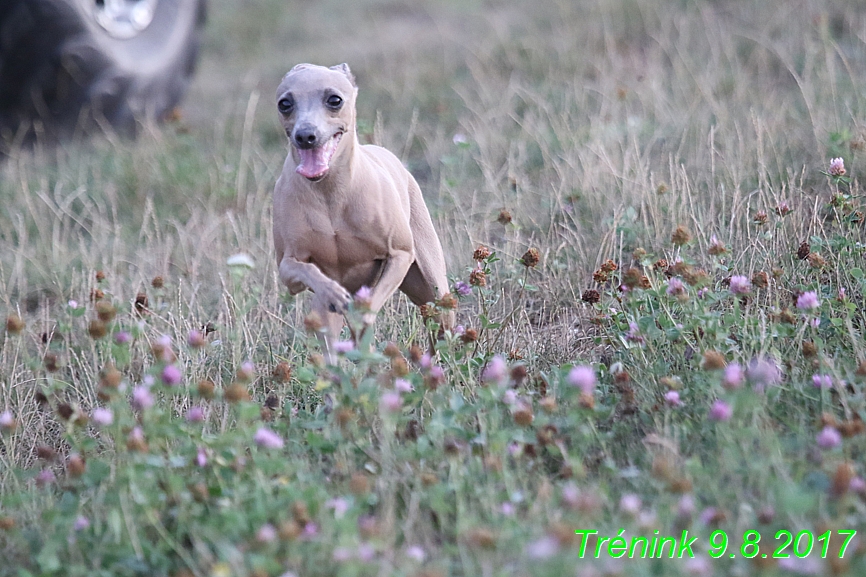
[276,63,358,182]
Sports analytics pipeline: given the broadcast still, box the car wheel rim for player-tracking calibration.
[91,0,159,39]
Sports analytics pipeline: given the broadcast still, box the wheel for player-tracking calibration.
[0,0,206,149]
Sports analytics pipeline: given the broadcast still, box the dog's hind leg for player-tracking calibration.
[401,180,455,333]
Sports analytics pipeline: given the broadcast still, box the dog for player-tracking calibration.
[272,63,453,362]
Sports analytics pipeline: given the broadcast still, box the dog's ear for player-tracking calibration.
[330,63,356,87]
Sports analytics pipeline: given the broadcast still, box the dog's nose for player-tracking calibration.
[294,126,318,148]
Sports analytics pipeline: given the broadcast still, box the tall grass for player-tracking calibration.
[1,0,865,575]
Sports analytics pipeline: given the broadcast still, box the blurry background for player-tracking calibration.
[181,0,866,274]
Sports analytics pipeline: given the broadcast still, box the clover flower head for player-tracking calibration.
[666,278,686,297]
[161,364,182,386]
[326,497,350,519]
[482,355,508,384]
[829,157,846,177]
[355,286,372,300]
[567,365,596,394]
[380,391,402,413]
[394,378,414,393]
[526,536,560,559]
[187,330,205,348]
[91,407,113,426]
[729,275,751,295]
[796,291,820,310]
[186,406,205,422]
[811,374,832,389]
[625,322,645,345]
[620,493,642,515]
[708,399,733,422]
[817,426,842,449]
[131,386,154,411]
[0,410,16,430]
[454,281,472,296]
[334,340,354,354]
[254,427,284,449]
[36,469,56,486]
[406,545,425,562]
[256,523,277,543]
[722,363,744,390]
[746,357,782,391]
[664,390,683,407]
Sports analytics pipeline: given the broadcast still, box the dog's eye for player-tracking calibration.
[326,95,343,109]
[277,98,294,114]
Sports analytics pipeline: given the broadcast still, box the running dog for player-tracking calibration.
[272,63,453,361]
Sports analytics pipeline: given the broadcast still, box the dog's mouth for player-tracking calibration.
[295,132,343,181]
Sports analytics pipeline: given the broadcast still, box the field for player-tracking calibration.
[1,0,866,575]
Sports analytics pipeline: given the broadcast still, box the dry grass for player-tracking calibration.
[1,0,866,574]
[4,0,863,352]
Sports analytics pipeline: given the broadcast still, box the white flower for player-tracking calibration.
[227,253,255,268]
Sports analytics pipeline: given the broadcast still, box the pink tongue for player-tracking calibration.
[296,147,329,179]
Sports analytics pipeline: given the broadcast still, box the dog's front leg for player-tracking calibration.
[279,257,352,313]
[280,257,351,364]
[310,295,347,365]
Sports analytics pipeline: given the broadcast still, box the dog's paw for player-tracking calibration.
[317,282,351,313]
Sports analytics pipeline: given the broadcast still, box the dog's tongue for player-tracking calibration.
[296,147,329,179]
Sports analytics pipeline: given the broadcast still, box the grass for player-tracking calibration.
[1,0,866,575]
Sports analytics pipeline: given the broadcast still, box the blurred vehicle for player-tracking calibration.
[0,0,206,151]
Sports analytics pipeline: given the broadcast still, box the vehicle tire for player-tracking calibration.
[0,0,206,150]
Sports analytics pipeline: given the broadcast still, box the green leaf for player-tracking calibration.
[83,459,111,487]
[108,508,122,542]
[449,392,465,412]
[298,420,328,429]
[144,455,167,468]
[294,367,316,383]
[168,455,188,468]
[237,402,261,420]
[36,543,60,573]
[57,491,78,514]
[637,315,662,338]
[305,432,336,453]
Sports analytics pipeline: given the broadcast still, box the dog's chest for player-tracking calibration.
[298,211,387,272]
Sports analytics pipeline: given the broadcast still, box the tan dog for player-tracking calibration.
[272,63,453,361]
